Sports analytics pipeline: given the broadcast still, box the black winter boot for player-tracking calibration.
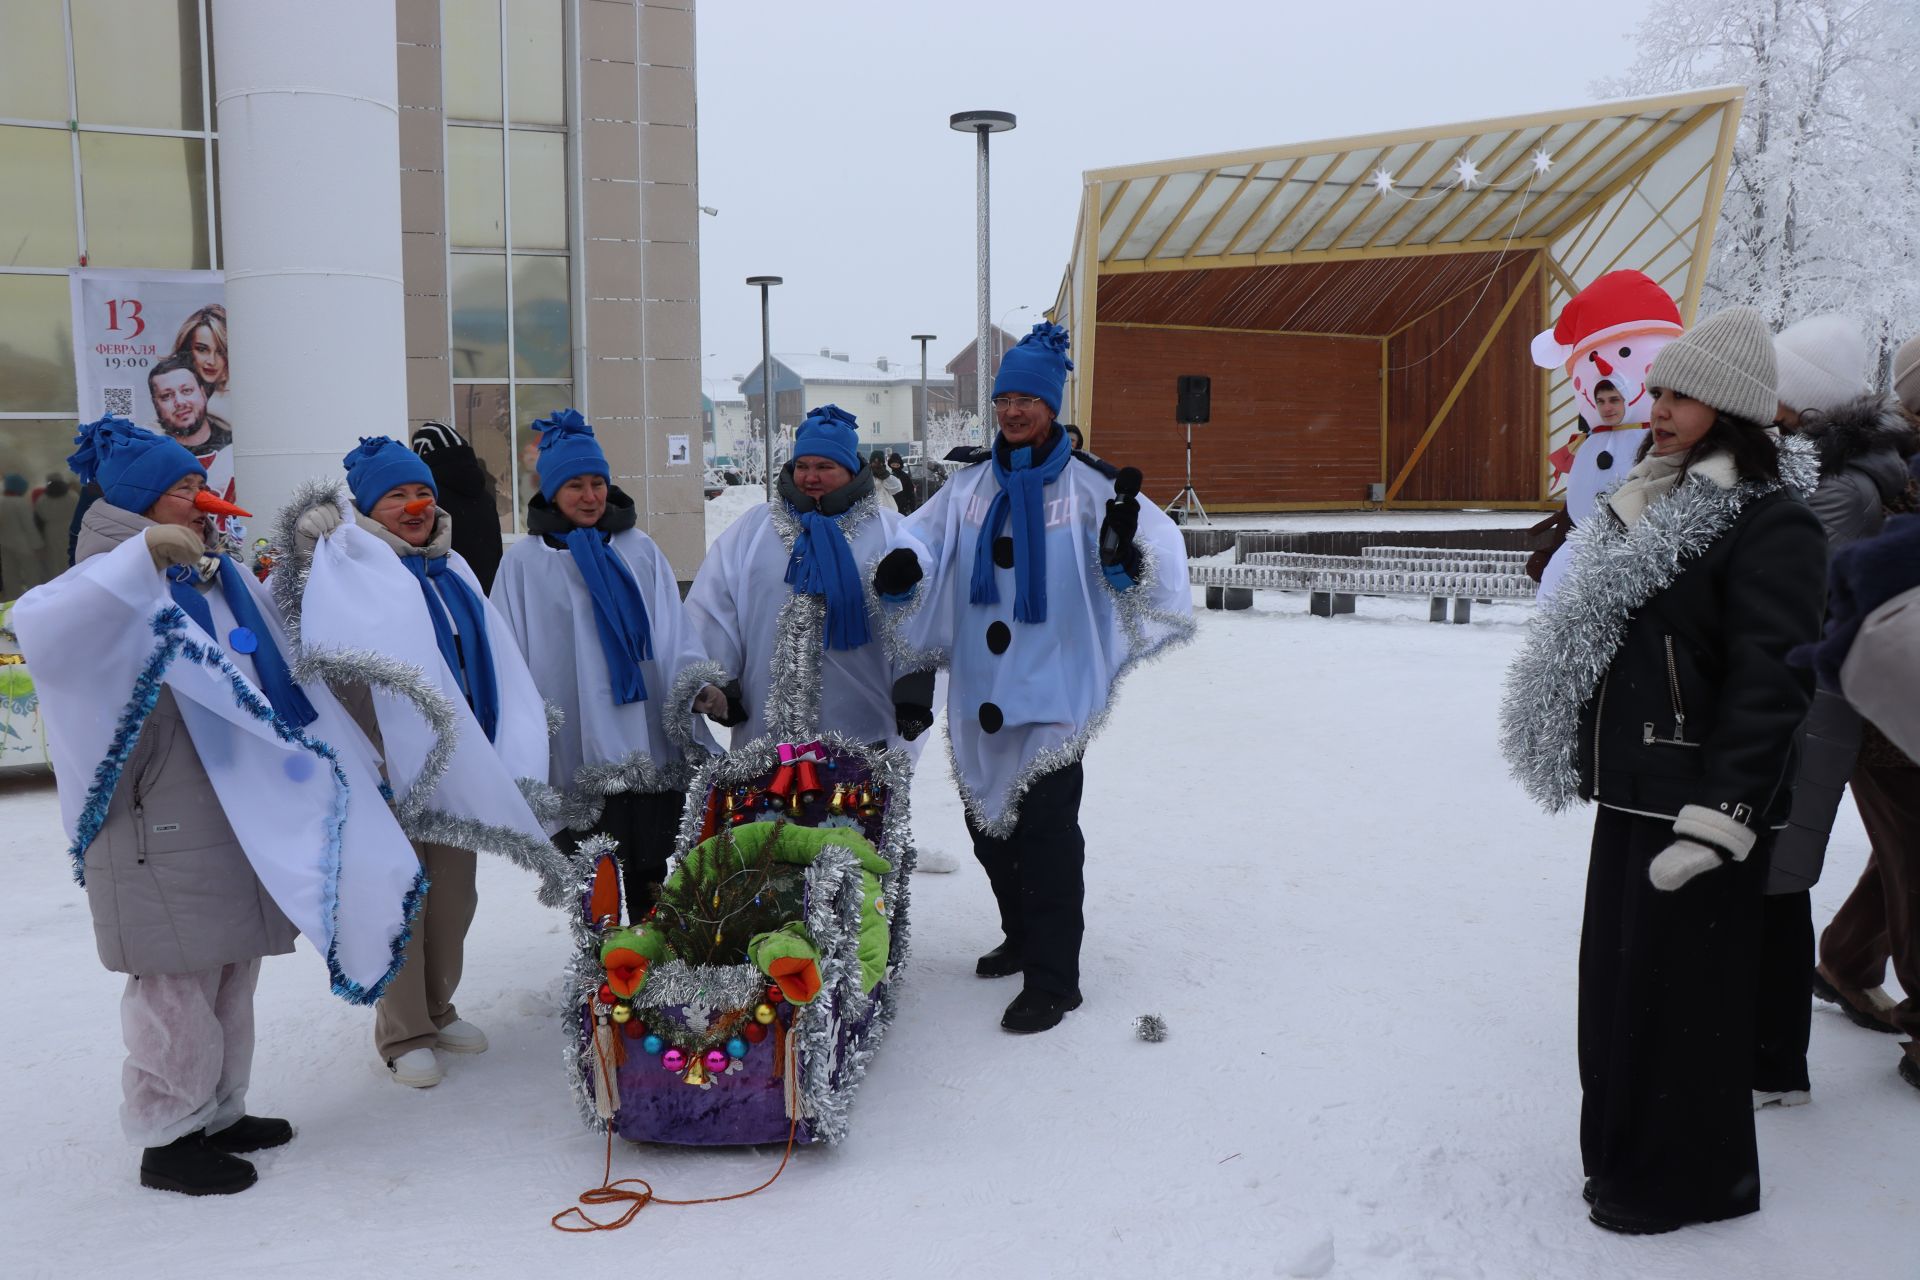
[140,1131,258,1196]
[204,1116,293,1154]
[975,940,1025,979]
[1001,987,1082,1034]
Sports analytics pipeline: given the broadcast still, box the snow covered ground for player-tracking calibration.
[3,580,1916,1278]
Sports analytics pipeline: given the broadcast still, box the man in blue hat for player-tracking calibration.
[873,323,1194,1033]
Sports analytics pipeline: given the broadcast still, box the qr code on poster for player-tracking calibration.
[102,387,135,418]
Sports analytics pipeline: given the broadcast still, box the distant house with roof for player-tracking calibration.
[702,376,752,464]
[739,350,957,458]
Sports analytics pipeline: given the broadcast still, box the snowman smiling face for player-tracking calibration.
[1568,327,1677,428]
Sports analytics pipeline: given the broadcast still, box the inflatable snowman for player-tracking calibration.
[1531,270,1684,598]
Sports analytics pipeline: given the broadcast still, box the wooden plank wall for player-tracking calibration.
[1384,257,1542,502]
[1089,324,1380,506]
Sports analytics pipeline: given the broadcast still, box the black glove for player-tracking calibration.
[1099,467,1145,580]
[715,679,750,728]
[892,670,936,741]
[874,548,923,599]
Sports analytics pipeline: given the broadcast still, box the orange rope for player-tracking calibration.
[551,1014,803,1233]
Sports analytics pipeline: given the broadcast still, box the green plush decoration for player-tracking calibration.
[749,922,824,1003]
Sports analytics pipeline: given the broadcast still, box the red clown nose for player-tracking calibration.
[403,496,436,516]
[193,489,253,519]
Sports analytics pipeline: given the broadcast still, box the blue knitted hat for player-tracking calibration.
[792,404,862,473]
[534,408,609,500]
[67,415,204,513]
[991,321,1075,414]
[342,435,436,513]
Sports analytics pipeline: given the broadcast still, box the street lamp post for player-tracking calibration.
[911,333,936,461]
[949,110,1015,430]
[746,275,782,499]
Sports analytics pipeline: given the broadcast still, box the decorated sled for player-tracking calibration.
[563,734,914,1146]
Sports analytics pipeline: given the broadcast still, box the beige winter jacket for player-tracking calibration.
[72,501,296,975]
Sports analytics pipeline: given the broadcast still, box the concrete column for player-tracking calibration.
[213,0,407,523]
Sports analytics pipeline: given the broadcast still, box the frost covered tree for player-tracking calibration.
[1599,0,1920,382]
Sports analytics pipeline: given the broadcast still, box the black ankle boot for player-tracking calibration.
[975,940,1025,979]
[140,1131,258,1196]
[1001,987,1083,1034]
[204,1116,293,1155]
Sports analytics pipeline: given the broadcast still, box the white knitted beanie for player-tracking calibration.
[1645,306,1778,425]
[1774,314,1871,414]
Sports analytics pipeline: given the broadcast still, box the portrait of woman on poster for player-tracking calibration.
[172,304,230,418]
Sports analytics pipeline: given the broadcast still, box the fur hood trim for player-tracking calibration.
[1798,394,1918,474]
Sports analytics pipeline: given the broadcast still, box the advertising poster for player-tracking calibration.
[68,268,236,519]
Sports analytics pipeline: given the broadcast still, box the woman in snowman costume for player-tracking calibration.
[686,402,934,752]
[275,437,568,1088]
[491,410,729,922]
[872,323,1194,1033]
[13,417,425,1196]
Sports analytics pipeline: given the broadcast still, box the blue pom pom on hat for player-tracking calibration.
[991,321,1075,415]
[533,407,610,501]
[67,415,205,514]
[791,403,862,474]
[341,435,436,513]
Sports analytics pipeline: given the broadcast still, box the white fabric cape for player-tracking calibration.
[686,496,912,749]
[299,521,553,842]
[885,452,1195,834]
[491,525,720,799]
[12,536,425,1003]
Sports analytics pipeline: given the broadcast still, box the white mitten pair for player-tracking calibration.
[1647,804,1758,892]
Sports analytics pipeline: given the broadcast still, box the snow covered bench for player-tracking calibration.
[1189,560,1535,622]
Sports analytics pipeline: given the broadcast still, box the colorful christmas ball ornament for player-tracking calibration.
[610,1003,632,1025]
[662,1047,687,1072]
[752,1003,777,1025]
[741,1022,768,1044]
[704,1048,729,1074]
[726,1036,749,1059]
[597,983,614,1005]
[642,1033,665,1055]
[622,1018,646,1040]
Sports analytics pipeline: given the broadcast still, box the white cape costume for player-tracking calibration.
[886,447,1195,834]
[13,534,425,1003]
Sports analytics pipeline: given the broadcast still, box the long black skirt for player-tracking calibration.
[1579,805,1765,1224]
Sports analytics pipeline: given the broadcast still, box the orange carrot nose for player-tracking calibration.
[193,489,253,518]
[403,496,436,515]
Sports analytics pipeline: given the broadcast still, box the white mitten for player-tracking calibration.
[1648,839,1726,891]
[294,502,344,553]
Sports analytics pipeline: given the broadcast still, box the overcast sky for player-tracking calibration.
[693,0,1661,390]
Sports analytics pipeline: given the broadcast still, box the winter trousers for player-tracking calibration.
[1752,890,1814,1094]
[966,762,1085,999]
[120,959,260,1149]
[1579,807,1763,1225]
[1819,760,1920,1040]
[374,842,477,1061]
[559,789,686,925]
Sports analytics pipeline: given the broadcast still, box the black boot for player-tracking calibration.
[975,940,1024,979]
[140,1131,258,1196]
[204,1116,293,1155]
[1001,987,1082,1034]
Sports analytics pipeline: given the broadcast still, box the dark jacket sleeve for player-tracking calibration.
[1698,498,1827,817]
[1806,470,1882,549]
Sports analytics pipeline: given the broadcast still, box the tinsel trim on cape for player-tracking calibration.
[952,534,1198,838]
[69,603,424,1005]
[1498,434,1820,813]
[272,478,576,904]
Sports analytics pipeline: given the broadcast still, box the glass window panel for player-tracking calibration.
[0,274,78,412]
[511,255,570,378]
[449,253,509,378]
[444,0,503,120]
[452,382,516,533]
[0,128,79,266]
[508,129,566,250]
[78,132,210,269]
[0,1,70,121]
[446,126,506,248]
[72,0,202,131]
[505,0,564,126]
[0,420,85,491]
[514,381,572,529]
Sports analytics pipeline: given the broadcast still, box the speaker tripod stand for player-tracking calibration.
[1164,420,1209,524]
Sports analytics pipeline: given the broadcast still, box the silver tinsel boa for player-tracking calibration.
[1499,434,1820,812]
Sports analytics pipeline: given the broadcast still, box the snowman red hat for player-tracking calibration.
[1531,270,1684,371]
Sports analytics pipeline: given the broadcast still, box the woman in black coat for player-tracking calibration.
[1501,307,1827,1235]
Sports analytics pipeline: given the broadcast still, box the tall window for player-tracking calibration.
[443,0,572,533]
[0,0,217,483]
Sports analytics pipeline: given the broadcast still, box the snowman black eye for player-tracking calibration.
[1588,352,1599,363]
[1618,347,1631,358]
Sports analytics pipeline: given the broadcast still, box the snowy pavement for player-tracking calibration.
[3,589,1915,1279]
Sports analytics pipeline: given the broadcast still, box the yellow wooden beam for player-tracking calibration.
[1097,234,1554,275]
[1362,142,1458,250]
[1144,168,1220,262]
[1292,146,1390,254]
[1334,139,1436,254]
[1104,173,1169,264]
[1532,105,1722,250]
[1074,182,1102,434]
[1543,254,1579,298]
[1383,255,1542,503]
[1400,132,1515,246]
[1255,150,1353,255]
[1501,111,1664,238]
[1429,130,1547,244]
[1181,171,1255,263]
[1539,249,1554,502]
[1589,160,1713,280]
[1564,169,1649,281]
[1681,102,1741,324]
[1098,320,1379,341]
[1223,155,1310,255]
[1456,115,1609,244]
[1172,498,1559,513]
[1379,336,1391,495]
[1096,177,1133,232]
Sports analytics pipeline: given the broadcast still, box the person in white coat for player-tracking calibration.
[873,323,1194,1033]
[14,417,426,1196]
[687,403,934,751]
[492,410,729,922]
[280,436,565,1087]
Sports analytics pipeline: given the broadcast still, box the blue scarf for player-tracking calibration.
[402,555,500,741]
[784,508,871,651]
[563,527,653,704]
[167,556,319,728]
[970,433,1073,624]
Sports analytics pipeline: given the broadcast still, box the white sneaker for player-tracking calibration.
[913,846,960,875]
[389,1047,443,1088]
[434,1020,488,1054]
[1753,1088,1810,1110]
